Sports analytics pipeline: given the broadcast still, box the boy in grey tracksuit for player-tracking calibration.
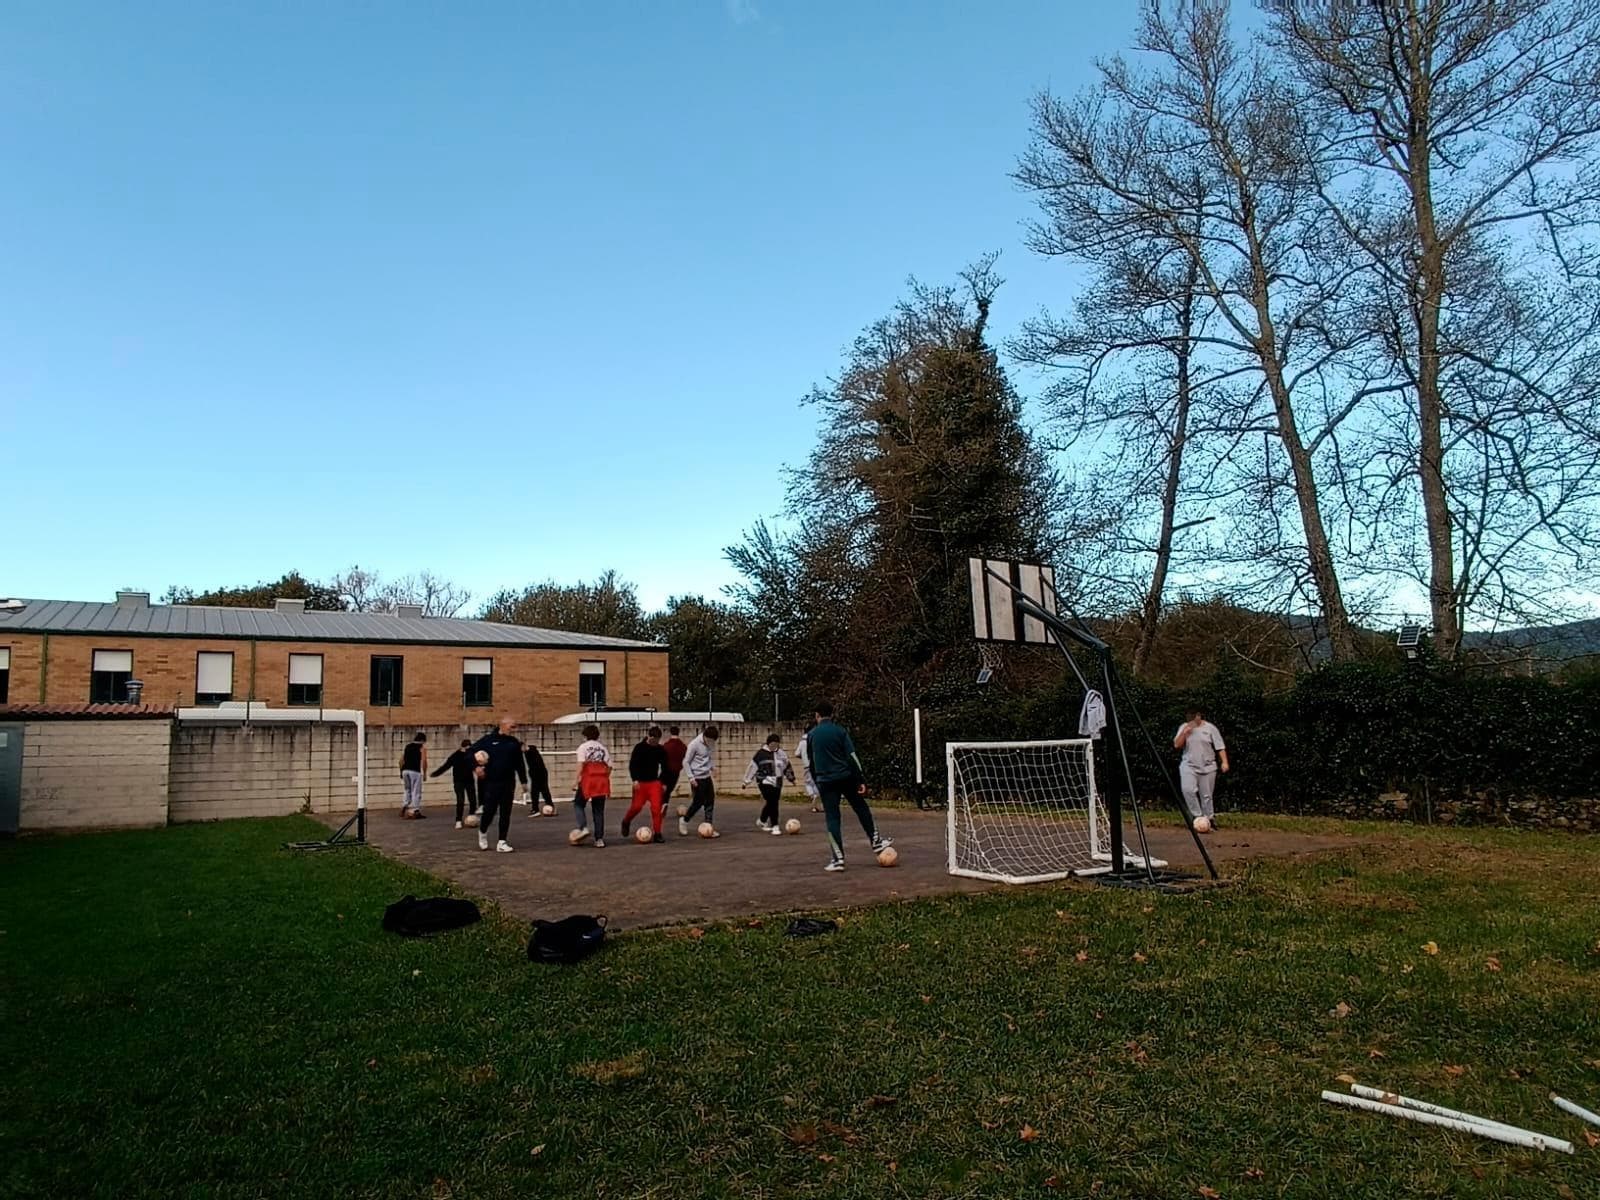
[1173,708,1229,827]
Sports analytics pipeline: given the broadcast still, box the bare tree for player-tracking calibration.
[1272,0,1600,654]
[1017,0,1366,659]
[331,565,473,617]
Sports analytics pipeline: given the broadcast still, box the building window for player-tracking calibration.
[462,657,492,707]
[578,660,607,708]
[195,651,234,705]
[90,649,134,704]
[370,655,404,706]
[0,646,9,704]
[288,653,323,706]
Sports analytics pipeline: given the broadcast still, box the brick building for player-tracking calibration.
[0,592,668,725]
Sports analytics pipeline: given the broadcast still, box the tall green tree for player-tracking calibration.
[164,571,349,611]
[480,570,650,640]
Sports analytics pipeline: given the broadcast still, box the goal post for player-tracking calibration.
[946,738,1164,884]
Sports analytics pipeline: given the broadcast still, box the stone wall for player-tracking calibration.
[18,719,171,831]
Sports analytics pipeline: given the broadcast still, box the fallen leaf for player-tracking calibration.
[920,994,932,1004]
[1330,1001,1354,1019]
[1127,1040,1150,1065]
[1197,939,1208,947]
[688,927,705,940]
[785,1124,818,1146]
[867,1095,898,1109]
[980,1119,1001,1131]
[1141,905,1154,914]
[1368,1049,1387,1060]
[817,1153,836,1164]
[1484,957,1502,972]
[1557,1186,1576,1200]
[896,943,910,951]
[746,919,763,928]
[1335,1073,1358,1085]
[1075,950,1090,963]
[365,1058,378,1069]
[1044,1176,1063,1190]
[1020,946,1040,959]
[1401,963,1414,974]
[1020,1124,1039,1142]
[1584,1130,1599,1149]
[1198,1187,1222,1199]
[412,969,422,977]
[1091,1182,1104,1194]
[888,1161,898,1172]
[1422,941,1439,956]
[1133,951,1148,964]
[1443,1065,1465,1078]
[1244,1166,1265,1180]
[530,1144,545,1157]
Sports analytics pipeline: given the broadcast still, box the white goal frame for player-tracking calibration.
[946,738,1165,884]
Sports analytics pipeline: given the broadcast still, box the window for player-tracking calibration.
[288,654,323,706]
[578,660,606,708]
[195,651,234,705]
[462,657,492,707]
[0,647,9,704]
[90,649,133,704]
[370,655,404,706]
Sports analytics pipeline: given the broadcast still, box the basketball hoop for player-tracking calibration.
[976,643,1001,685]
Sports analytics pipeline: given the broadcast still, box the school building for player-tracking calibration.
[0,591,669,726]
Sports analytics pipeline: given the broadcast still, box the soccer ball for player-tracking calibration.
[474,750,489,765]
[876,846,899,868]
[634,825,653,844]
[697,822,715,839]
[676,804,688,818]
[784,819,801,835]
[1194,816,1212,833]
[541,803,555,816]
[463,814,479,828]
[568,827,589,845]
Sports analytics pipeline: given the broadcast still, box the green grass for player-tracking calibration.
[2,818,1598,1199]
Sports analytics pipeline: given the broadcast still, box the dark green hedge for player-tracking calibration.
[862,663,1600,811]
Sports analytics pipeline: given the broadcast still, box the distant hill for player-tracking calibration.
[1462,617,1600,662]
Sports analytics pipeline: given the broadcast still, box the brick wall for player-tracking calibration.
[0,632,668,726]
[18,719,171,831]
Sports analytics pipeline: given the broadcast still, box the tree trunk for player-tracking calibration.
[1133,270,1197,679]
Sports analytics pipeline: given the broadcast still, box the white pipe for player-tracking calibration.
[1322,1091,1574,1154]
[1551,1094,1600,1127]
[177,703,367,813]
[913,708,923,786]
[1350,1085,1540,1136]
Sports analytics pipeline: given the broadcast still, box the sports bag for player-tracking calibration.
[527,914,608,964]
[382,895,481,937]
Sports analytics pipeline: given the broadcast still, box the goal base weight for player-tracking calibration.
[1090,867,1207,894]
[286,809,366,852]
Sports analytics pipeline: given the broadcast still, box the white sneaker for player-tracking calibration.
[478,831,489,851]
[679,818,690,837]
[770,824,784,836]
[594,838,606,849]
[824,859,846,872]
[572,827,592,844]
[870,835,894,854]
[496,840,514,853]
[454,820,463,830]
[757,818,769,830]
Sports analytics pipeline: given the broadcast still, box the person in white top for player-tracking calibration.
[573,724,614,847]
[677,725,720,837]
[795,720,821,812]
[1173,708,1229,829]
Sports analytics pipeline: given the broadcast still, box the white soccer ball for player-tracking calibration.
[697,822,715,839]
[784,818,801,835]
[876,845,899,868]
[568,828,589,845]
[1194,816,1212,833]
[463,814,479,828]
[474,750,489,765]
[541,803,556,816]
[634,825,654,844]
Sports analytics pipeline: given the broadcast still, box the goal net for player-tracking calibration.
[946,738,1159,883]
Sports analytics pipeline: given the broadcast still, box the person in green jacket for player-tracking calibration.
[805,701,892,872]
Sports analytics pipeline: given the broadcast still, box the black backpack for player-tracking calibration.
[527,914,608,964]
[382,895,481,937]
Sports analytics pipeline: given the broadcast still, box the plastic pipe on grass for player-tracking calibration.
[1349,1085,1550,1138]
[1551,1094,1600,1128]
[1320,1091,1574,1154]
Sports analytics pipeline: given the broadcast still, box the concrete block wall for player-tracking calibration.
[19,719,171,831]
[168,723,359,823]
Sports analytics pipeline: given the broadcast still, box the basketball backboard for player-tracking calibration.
[969,558,1059,644]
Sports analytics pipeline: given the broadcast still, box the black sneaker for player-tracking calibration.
[414,812,428,820]
[870,834,891,853]
[620,818,631,838]
[652,832,665,844]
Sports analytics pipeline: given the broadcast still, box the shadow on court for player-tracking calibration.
[330,799,1376,931]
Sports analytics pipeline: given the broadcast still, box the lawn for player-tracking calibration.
[2,817,1597,1199]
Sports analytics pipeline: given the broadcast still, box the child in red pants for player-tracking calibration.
[621,725,669,844]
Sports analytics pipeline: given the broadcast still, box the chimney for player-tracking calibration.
[124,679,145,705]
[274,598,307,615]
[395,604,425,619]
[116,590,150,607]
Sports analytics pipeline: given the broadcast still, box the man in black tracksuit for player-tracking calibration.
[430,738,479,828]
[469,716,528,853]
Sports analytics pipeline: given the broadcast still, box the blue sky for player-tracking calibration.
[1,0,1131,612]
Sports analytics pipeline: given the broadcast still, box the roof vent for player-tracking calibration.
[274,598,307,615]
[394,604,425,619]
[116,590,150,607]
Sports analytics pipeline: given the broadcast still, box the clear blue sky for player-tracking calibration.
[2,0,1131,612]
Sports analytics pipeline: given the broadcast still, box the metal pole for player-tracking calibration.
[914,707,923,786]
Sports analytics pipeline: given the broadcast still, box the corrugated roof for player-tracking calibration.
[0,703,176,719]
[0,598,664,651]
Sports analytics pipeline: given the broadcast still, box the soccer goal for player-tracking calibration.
[946,738,1164,883]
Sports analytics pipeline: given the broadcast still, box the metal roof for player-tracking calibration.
[0,598,664,651]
